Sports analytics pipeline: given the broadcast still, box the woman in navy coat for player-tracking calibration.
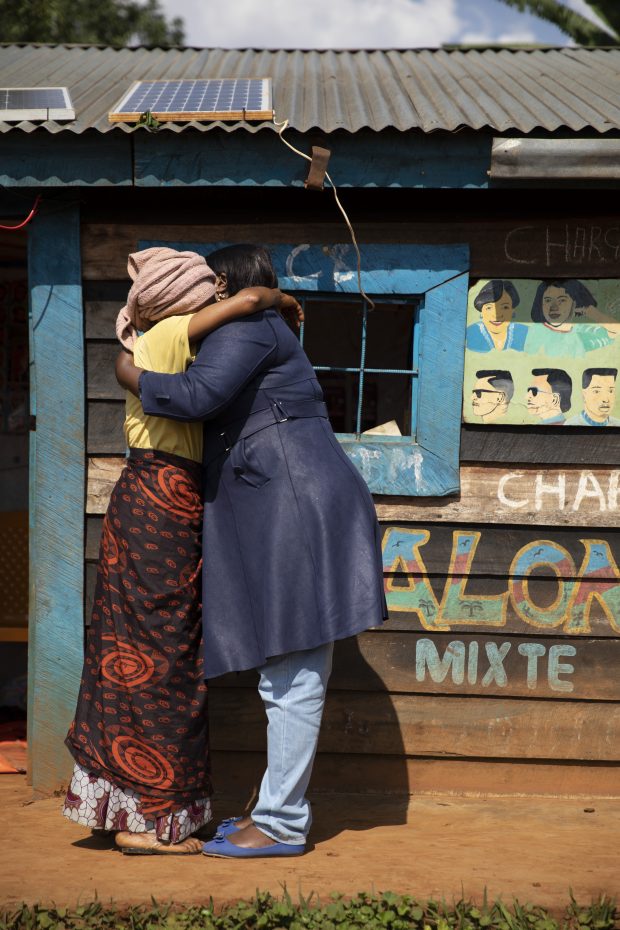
[117,245,386,858]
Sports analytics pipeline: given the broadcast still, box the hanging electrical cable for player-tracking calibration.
[0,195,41,231]
[274,117,375,311]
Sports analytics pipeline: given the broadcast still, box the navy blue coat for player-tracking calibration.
[139,309,387,678]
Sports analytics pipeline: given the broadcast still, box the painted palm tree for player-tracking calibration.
[499,0,619,45]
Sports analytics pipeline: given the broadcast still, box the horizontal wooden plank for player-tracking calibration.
[87,402,125,454]
[209,690,620,761]
[210,750,620,798]
[87,459,620,528]
[379,523,620,577]
[85,301,123,340]
[86,513,620,579]
[84,415,620,466]
[87,456,124,513]
[0,627,28,642]
[86,514,620,641]
[86,343,124,400]
[210,632,620,700]
[380,523,620,637]
[460,426,620,467]
[81,216,620,280]
[82,223,367,280]
[376,465,620,527]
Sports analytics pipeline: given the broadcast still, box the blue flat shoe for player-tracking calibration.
[202,834,305,858]
[215,816,244,836]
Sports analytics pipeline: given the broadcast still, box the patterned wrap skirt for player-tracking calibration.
[64,449,212,843]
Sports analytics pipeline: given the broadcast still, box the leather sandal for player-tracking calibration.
[115,831,203,855]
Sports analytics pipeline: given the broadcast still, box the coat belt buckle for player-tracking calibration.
[273,400,288,423]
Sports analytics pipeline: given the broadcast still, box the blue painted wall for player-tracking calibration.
[1,131,132,187]
[2,128,490,189]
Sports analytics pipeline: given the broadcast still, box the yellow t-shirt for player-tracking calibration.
[124,315,203,463]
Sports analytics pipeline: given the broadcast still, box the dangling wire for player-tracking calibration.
[0,195,41,231]
[274,117,375,311]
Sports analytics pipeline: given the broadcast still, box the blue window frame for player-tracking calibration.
[296,293,420,438]
[142,240,470,497]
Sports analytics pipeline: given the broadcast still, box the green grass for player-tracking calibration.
[0,892,616,930]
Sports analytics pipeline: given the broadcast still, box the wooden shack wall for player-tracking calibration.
[81,199,620,798]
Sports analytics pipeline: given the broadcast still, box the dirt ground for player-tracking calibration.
[0,775,618,912]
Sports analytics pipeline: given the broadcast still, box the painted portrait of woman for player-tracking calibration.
[466,280,527,353]
[525,279,620,357]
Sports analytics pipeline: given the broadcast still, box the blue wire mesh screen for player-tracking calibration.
[295,294,419,437]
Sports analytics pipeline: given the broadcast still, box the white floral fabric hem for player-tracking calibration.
[63,763,212,844]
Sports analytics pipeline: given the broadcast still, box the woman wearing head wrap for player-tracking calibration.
[117,245,387,859]
[63,248,301,854]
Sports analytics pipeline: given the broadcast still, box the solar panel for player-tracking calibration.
[108,79,273,123]
[0,87,75,121]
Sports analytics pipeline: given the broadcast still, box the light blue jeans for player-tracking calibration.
[251,642,334,845]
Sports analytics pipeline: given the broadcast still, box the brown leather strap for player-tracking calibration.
[305,146,331,191]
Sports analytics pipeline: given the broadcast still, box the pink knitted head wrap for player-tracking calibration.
[116,247,217,350]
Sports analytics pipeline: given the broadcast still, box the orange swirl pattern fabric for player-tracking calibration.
[65,449,211,830]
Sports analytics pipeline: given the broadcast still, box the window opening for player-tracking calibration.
[296,293,419,437]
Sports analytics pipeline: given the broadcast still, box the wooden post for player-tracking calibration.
[27,199,84,794]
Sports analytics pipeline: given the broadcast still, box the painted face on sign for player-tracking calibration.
[583,375,617,422]
[527,374,560,420]
[480,292,514,333]
[471,376,507,423]
[541,286,575,328]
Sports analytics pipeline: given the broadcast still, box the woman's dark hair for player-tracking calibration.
[473,279,520,312]
[206,244,278,294]
[530,279,597,322]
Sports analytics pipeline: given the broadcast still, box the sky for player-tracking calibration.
[159,0,604,49]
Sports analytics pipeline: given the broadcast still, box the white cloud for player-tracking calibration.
[163,0,464,49]
[459,27,539,45]
[496,28,539,43]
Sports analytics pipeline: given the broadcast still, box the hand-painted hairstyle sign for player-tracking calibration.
[463,278,620,427]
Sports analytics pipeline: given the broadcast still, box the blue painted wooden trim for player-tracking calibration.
[416,271,470,481]
[135,128,490,189]
[142,241,469,295]
[0,131,132,187]
[27,199,85,793]
[337,438,459,497]
[142,238,470,497]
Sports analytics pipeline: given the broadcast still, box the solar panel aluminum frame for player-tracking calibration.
[0,87,75,122]
[108,78,274,124]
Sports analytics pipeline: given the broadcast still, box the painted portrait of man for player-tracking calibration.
[470,370,514,424]
[566,368,620,426]
[526,368,573,425]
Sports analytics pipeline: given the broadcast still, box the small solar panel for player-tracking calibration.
[0,87,75,122]
[108,79,273,123]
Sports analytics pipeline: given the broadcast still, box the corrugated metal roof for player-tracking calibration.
[0,44,619,135]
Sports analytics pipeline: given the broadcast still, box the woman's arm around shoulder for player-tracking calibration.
[118,313,280,422]
[187,288,303,341]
